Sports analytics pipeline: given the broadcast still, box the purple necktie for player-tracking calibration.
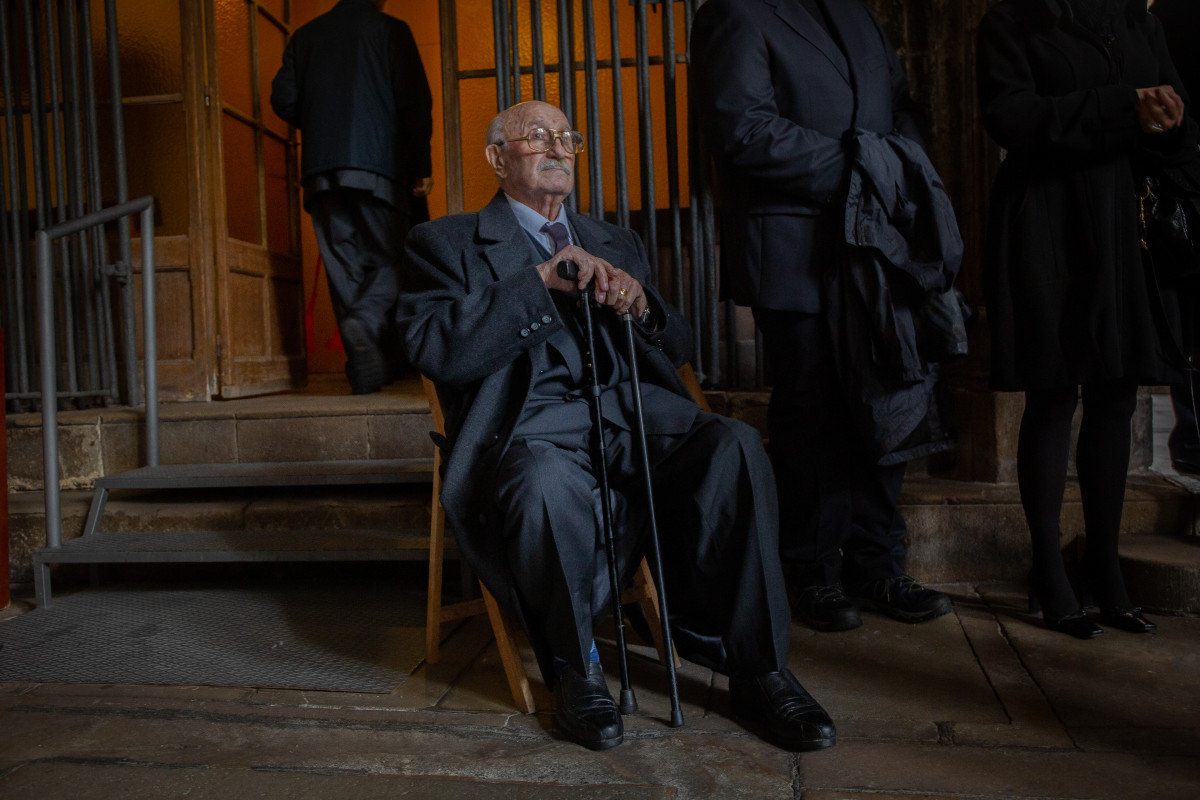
[541,221,571,255]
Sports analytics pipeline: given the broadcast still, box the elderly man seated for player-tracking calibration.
[397,100,835,752]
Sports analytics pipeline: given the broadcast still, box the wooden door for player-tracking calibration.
[208,0,304,398]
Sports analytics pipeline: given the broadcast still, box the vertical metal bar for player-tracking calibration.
[62,0,101,394]
[35,230,62,548]
[608,0,629,229]
[141,203,158,466]
[555,0,576,213]
[509,0,521,103]
[77,0,118,402]
[22,0,50,235]
[633,0,658,282]
[555,0,574,125]
[104,0,138,405]
[44,0,82,398]
[581,0,602,218]
[689,0,720,386]
[439,0,464,213]
[684,0,703,379]
[494,0,511,110]
[726,300,738,388]
[24,0,58,407]
[660,0,683,311]
[529,0,545,100]
[1,5,31,397]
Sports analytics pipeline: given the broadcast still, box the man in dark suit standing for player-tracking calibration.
[271,0,433,394]
[398,99,835,753]
[691,0,952,632]
[1152,0,1200,474]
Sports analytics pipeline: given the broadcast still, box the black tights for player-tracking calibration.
[1017,382,1137,619]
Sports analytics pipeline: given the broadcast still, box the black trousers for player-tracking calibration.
[308,187,409,353]
[753,308,907,590]
[494,411,791,682]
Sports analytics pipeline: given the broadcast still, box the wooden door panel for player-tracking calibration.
[210,0,306,398]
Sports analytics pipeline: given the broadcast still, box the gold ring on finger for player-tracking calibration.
[618,287,628,296]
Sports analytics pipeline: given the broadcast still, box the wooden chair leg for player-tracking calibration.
[425,447,446,665]
[482,584,536,714]
[630,558,682,668]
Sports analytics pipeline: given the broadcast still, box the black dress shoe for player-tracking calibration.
[1171,457,1200,476]
[729,669,836,752]
[554,662,623,750]
[341,316,386,394]
[1100,607,1157,633]
[1044,611,1104,639]
[848,576,953,624]
[792,584,862,632]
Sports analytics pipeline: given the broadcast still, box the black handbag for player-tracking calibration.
[1138,163,1200,283]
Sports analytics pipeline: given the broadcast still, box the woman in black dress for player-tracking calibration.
[977,0,1197,637]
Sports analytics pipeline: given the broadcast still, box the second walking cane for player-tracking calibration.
[557,258,684,727]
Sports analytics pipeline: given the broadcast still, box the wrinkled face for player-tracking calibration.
[487,101,576,208]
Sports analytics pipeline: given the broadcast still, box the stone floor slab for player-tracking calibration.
[0,761,674,800]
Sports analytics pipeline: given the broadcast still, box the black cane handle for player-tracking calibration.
[556,260,578,281]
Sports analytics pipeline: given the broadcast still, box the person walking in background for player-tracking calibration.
[690,0,957,633]
[1151,0,1200,474]
[976,0,1199,638]
[271,0,433,394]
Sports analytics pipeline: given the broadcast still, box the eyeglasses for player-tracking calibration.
[505,127,586,154]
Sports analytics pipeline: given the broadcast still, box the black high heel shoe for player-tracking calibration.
[1100,607,1157,633]
[1028,590,1104,639]
[1044,611,1104,639]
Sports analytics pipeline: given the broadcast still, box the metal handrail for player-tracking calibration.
[36,196,156,550]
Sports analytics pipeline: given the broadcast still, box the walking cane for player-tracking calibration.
[620,312,684,728]
[558,260,638,714]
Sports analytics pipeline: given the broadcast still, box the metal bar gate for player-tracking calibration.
[441,0,741,388]
[2,0,134,414]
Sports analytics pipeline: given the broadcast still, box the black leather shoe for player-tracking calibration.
[1100,607,1157,633]
[792,584,862,632]
[848,576,953,623]
[729,669,836,752]
[1171,457,1200,476]
[341,316,386,395]
[554,662,623,750]
[1044,611,1104,639]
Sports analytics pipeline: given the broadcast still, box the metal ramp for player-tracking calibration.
[30,199,441,608]
[34,458,436,607]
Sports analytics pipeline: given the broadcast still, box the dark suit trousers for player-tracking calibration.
[494,411,791,682]
[309,187,408,345]
[754,308,907,589]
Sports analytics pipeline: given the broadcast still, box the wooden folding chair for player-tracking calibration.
[423,365,706,713]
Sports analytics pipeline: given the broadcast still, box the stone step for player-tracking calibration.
[901,472,1198,583]
[7,483,434,585]
[5,375,436,491]
[1120,533,1200,614]
[10,473,1197,605]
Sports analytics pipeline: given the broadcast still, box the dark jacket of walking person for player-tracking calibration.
[691,0,955,634]
[977,0,1199,637]
[271,0,433,393]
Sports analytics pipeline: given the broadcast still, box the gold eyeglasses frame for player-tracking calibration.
[505,127,587,154]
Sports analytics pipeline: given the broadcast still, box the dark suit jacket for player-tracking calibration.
[1153,0,1199,98]
[397,192,693,654]
[270,0,433,186]
[691,0,925,312]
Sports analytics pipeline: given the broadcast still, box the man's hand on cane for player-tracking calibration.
[538,246,649,318]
